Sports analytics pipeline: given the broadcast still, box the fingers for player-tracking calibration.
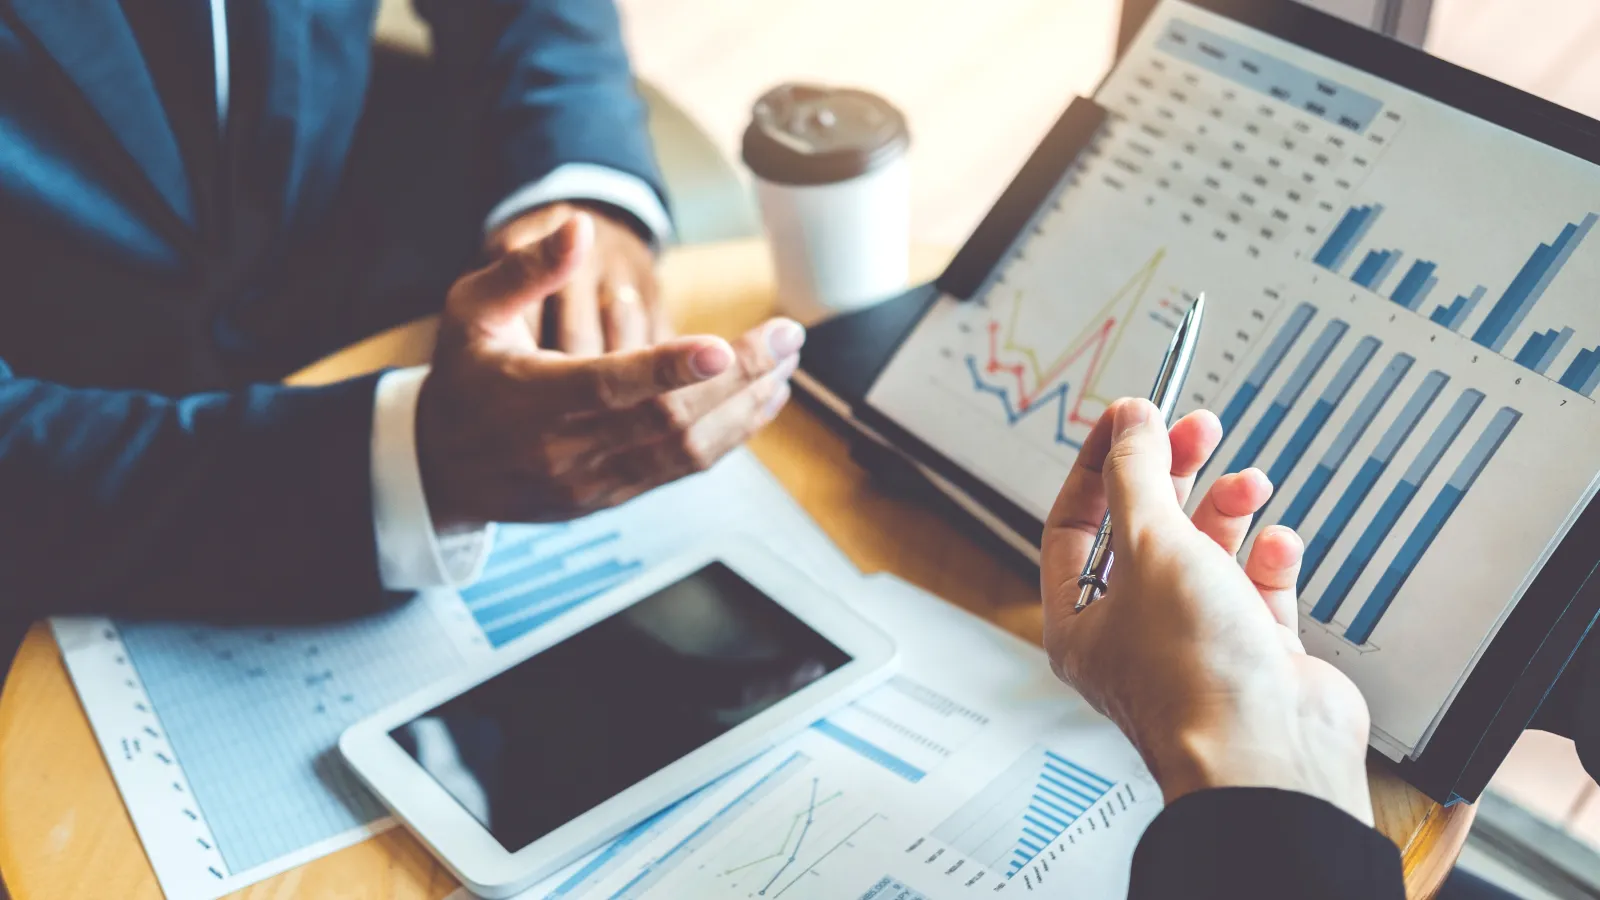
[1167,410,1223,507]
[553,272,605,357]
[451,214,592,329]
[603,282,651,351]
[1245,525,1304,632]
[1100,399,1188,548]
[594,368,792,503]
[1189,468,1273,556]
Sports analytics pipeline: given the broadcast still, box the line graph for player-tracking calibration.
[964,249,1167,449]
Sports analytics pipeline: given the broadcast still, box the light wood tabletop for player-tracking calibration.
[0,239,1474,899]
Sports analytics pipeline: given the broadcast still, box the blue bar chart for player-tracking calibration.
[1314,205,1385,270]
[1279,352,1413,532]
[1225,319,1349,474]
[1260,336,1382,521]
[1472,214,1598,352]
[1390,260,1438,312]
[931,747,1116,878]
[461,526,643,648]
[1560,347,1600,395]
[1352,249,1402,292]
[1344,407,1523,644]
[1314,205,1600,391]
[1302,370,1449,602]
[1430,286,1486,330]
[1313,388,1484,623]
[1216,303,1318,437]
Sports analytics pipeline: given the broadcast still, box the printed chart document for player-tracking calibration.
[458,575,1160,900]
[868,0,1600,761]
[53,450,857,900]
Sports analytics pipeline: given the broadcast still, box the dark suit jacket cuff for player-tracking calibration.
[1130,788,1405,899]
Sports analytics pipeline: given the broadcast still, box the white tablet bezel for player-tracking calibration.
[339,538,897,898]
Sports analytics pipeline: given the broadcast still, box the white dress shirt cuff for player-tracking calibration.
[371,367,496,591]
[484,163,674,246]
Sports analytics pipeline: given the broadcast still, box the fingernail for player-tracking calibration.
[688,341,734,379]
[1111,400,1153,440]
[766,320,806,358]
[764,381,792,418]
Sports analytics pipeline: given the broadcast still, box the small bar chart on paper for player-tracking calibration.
[930,746,1121,879]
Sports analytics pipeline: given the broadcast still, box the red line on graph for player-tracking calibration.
[985,318,1118,426]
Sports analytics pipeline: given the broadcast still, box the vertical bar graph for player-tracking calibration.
[1302,369,1448,603]
[1560,347,1600,397]
[1390,261,1438,311]
[1314,389,1484,625]
[1216,303,1318,436]
[1261,337,1381,520]
[1430,285,1487,332]
[1344,407,1522,644]
[1352,249,1402,291]
[1537,328,1576,374]
[1279,353,1413,531]
[932,746,1116,877]
[1472,214,1598,353]
[1314,204,1384,271]
[1225,319,1349,474]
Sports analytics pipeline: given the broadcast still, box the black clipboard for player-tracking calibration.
[794,0,1600,804]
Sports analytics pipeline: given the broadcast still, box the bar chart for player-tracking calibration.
[1216,302,1318,436]
[1312,388,1485,625]
[1258,336,1382,523]
[1300,370,1448,597]
[1313,204,1600,394]
[931,746,1117,878]
[1344,407,1524,643]
[460,526,642,649]
[1224,318,1348,474]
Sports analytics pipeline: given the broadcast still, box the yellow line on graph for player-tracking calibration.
[719,791,843,876]
[1000,248,1165,403]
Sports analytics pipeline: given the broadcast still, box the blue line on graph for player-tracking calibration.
[476,558,639,635]
[608,753,808,899]
[1302,369,1447,599]
[1279,353,1413,531]
[485,574,636,648]
[760,779,819,895]
[1344,406,1520,644]
[812,719,927,783]
[1225,319,1349,474]
[1315,388,1483,624]
[964,356,1082,449]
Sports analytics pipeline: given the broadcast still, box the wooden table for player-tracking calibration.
[0,239,1474,899]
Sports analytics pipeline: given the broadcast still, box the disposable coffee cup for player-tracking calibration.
[743,83,911,320]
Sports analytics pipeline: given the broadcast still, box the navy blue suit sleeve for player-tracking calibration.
[0,361,396,624]
[1130,788,1405,899]
[414,0,667,217]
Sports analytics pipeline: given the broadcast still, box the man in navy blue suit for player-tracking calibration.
[0,0,803,665]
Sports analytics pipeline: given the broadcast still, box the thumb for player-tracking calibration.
[450,212,593,328]
[1102,398,1186,550]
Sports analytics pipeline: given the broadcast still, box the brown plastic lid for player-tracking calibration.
[742,83,909,186]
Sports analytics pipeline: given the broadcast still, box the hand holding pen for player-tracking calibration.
[1076,294,1206,610]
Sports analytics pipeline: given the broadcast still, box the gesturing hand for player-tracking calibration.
[488,202,665,353]
[416,213,801,529]
[1040,398,1374,824]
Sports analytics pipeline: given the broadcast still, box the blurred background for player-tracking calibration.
[375,0,1600,894]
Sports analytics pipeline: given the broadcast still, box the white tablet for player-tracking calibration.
[339,539,897,898]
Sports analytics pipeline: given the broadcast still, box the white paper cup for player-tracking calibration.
[743,85,911,321]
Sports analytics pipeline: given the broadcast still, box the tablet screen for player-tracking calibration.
[388,563,851,853]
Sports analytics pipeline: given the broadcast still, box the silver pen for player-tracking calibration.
[1075,293,1207,612]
